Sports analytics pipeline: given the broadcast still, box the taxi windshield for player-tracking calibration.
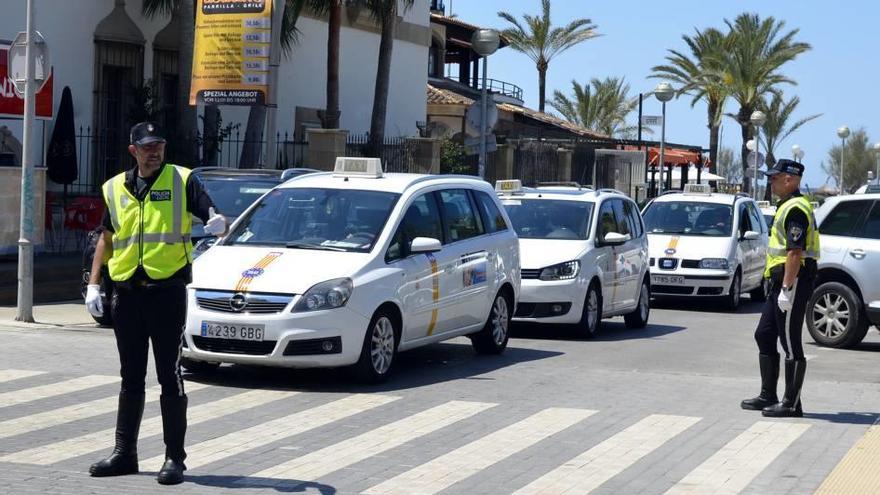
[642,201,733,237]
[200,177,279,217]
[226,187,399,252]
[502,199,593,240]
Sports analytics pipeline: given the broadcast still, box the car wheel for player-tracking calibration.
[353,309,398,383]
[722,272,742,311]
[807,281,868,348]
[750,278,769,303]
[574,282,602,338]
[624,279,650,329]
[471,290,511,355]
[180,357,220,374]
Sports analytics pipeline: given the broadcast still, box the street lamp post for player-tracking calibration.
[873,142,880,185]
[470,29,500,180]
[837,126,851,194]
[750,110,766,199]
[654,82,675,194]
[791,144,804,161]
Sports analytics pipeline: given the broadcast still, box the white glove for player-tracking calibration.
[204,207,227,236]
[777,286,793,312]
[85,284,103,317]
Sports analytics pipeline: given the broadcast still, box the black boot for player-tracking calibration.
[741,353,779,410]
[763,359,806,418]
[157,394,188,485]
[89,392,145,477]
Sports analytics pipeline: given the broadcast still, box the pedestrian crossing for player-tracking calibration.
[0,369,868,494]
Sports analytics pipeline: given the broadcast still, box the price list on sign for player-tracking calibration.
[190,0,273,106]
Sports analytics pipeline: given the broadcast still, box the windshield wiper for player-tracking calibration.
[285,242,347,252]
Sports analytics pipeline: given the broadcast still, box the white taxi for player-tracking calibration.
[182,158,520,382]
[641,184,769,310]
[497,181,651,337]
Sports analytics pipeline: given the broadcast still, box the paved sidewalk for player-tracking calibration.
[0,301,96,329]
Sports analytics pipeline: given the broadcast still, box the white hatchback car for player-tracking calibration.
[641,184,769,310]
[183,158,520,382]
[497,181,651,337]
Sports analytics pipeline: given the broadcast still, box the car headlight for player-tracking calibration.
[539,261,580,281]
[292,278,353,312]
[699,258,729,270]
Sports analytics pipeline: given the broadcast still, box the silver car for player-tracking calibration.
[807,193,880,347]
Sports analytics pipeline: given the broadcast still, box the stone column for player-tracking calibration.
[493,144,514,180]
[406,137,440,174]
[306,128,349,171]
[557,148,573,182]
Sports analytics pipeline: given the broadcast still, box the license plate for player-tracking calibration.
[652,275,685,285]
[200,321,265,341]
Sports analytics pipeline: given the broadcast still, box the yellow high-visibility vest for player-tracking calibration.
[102,164,192,281]
[764,195,819,278]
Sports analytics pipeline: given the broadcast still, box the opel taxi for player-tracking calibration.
[183,158,520,382]
[497,180,651,337]
[641,184,769,310]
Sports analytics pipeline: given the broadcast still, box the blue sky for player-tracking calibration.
[447,0,878,189]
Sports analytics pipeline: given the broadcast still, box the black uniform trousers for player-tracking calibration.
[755,264,816,360]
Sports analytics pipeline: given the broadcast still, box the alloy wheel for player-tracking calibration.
[370,316,395,375]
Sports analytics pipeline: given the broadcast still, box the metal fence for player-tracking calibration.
[512,140,559,186]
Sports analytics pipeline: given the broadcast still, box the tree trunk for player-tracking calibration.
[537,58,548,113]
[323,0,342,129]
[707,100,719,175]
[368,6,397,158]
[176,0,198,166]
[763,151,776,201]
[202,105,220,166]
[239,106,267,167]
[738,106,752,194]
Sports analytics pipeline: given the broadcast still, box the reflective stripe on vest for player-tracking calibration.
[764,195,819,277]
[102,164,193,282]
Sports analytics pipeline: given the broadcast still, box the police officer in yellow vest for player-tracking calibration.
[83,122,227,484]
[741,159,818,418]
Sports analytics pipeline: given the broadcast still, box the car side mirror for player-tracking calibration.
[602,232,630,245]
[410,237,442,254]
[742,230,760,241]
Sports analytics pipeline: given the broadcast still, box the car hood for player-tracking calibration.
[647,234,733,260]
[192,245,370,294]
[518,238,589,269]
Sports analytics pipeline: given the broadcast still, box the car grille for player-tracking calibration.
[283,337,342,356]
[191,336,277,355]
[652,285,694,295]
[195,290,293,314]
[680,259,701,268]
[521,269,542,280]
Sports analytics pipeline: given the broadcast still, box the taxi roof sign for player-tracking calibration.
[495,179,523,194]
[683,183,712,195]
[333,157,383,178]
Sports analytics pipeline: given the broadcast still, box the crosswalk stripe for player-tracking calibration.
[514,414,701,495]
[815,424,880,494]
[148,393,400,470]
[365,407,596,495]
[0,382,210,440]
[0,370,46,383]
[664,421,809,494]
[249,400,496,483]
[0,375,118,409]
[2,388,297,465]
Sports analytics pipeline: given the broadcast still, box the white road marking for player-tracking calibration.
[0,375,118,409]
[365,407,596,495]
[0,370,46,383]
[514,414,701,494]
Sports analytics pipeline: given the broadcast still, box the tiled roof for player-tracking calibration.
[427,84,608,139]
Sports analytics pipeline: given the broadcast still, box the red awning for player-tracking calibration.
[622,145,702,166]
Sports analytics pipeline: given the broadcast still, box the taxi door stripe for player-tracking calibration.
[0,375,118,409]
[0,382,209,440]
[235,251,283,292]
[3,388,298,465]
[513,414,700,495]
[664,421,809,495]
[0,369,45,384]
[249,400,495,482]
[426,253,440,336]
[364,407,596,495]
[144,393,399,470]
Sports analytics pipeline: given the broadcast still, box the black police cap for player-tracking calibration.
[130,122,166,146]
[764,159,804,177]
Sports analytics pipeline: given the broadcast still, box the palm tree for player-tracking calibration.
[323,0,342,128]
[365,0,415,158]
[758,93,821,199]
[651,27,729,172]
[549,77,640,137]
[721,13,810,194]
[498,0,599,112]
[821,129,874,193]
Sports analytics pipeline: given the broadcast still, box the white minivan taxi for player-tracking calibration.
[183,158,520,382]
[641,184,769,310]
[497,181,651,337]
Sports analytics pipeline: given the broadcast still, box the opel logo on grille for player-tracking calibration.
[229,293,247,312]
